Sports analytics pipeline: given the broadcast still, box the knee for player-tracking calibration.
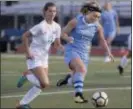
[76,66,87,74]
[40,81,49,89]
[45,81,50,87]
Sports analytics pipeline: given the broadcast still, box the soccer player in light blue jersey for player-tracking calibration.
[101,2,120,62]
[57,2,114,103]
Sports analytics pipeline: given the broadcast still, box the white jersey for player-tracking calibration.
[29,20,61,52]
[27,20,61,69]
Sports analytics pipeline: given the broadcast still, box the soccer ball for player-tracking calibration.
[91,91,108,108]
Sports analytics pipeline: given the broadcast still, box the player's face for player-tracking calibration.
[86,11,101,22]
[104,3,112,10]
[45,6,57,20]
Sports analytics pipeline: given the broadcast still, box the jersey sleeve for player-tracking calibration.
[29,23,41,36]
[56,25,61,38]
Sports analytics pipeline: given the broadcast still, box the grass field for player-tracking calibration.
[1,54,131,108]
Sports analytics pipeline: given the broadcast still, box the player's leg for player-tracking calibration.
[57,64,87,87]
[56,51,76,87]
[17,70,34,88]
[117,34,131,75]
[16,57,49,109]
[118,50,131,75]
[69,58,88,103]
[56,52,87,87]
[17,57,49,88]
[56,66,74,87]
[57,50,88,103]
[17,67,49,109]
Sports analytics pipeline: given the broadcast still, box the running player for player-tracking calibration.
[56,2,114,103]
[16,2,62,109]
[117,34,131,75]
[101,2,120,62]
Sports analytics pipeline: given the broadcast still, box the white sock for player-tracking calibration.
[26,73,40,87]
[67,73,86,86]
[20,86,42,105]
[67,77,72,86]
[120,56,129,68]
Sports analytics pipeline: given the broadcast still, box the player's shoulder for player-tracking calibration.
[75,14,83,21]
[53,21,61,29]
[33,20,45,28]
[94,21,102,30]
[39,20,46,26]
[94,21,100,27]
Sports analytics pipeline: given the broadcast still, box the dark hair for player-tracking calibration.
[81,2,101,14]
[43,2,56,11]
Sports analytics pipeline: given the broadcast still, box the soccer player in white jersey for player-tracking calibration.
[16,2,62,109]
[117,34,131,75]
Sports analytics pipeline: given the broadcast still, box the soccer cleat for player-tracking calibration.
[16,104,31,109]
[117,65,124,75]
[17,72,28,88]
[74,92,88,103]
[56,74,71,87]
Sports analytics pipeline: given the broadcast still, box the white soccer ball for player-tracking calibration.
[91,91,108,108]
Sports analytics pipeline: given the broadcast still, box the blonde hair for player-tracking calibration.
[81,1,101,14]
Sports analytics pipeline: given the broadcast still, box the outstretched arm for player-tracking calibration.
[61,18,77,43]
[97,23,114,62]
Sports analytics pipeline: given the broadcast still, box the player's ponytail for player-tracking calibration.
[81,1,102,14]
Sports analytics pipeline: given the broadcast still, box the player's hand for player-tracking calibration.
[108,53,115,62]
[66,37,74,43]
[58,44,64,51]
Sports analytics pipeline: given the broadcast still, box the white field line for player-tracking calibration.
[122,75,131,78]
[1,72,66,76]
[1,87,131,99]
[1,71,131,78]
[1,70,131,74]
[2,55,122,61]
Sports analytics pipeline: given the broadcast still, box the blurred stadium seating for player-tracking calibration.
[0,0,132,55]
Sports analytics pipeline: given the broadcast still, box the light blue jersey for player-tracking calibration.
[64,15,98,69]
[101,9,117,38]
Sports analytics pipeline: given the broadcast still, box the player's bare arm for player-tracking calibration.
[97,23,114,62]
[22,31,34,59]
[54,38,64,50]
[61,18,77,43]
[54,25,64,50]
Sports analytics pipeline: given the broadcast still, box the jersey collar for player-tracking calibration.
[82,16,88,25]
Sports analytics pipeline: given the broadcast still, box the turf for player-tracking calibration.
[1,54,131,108]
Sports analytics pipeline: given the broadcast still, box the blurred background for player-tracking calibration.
[1,1,131,108]
[0,0,132,56]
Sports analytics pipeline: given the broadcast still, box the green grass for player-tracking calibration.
[1,54,131,108]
